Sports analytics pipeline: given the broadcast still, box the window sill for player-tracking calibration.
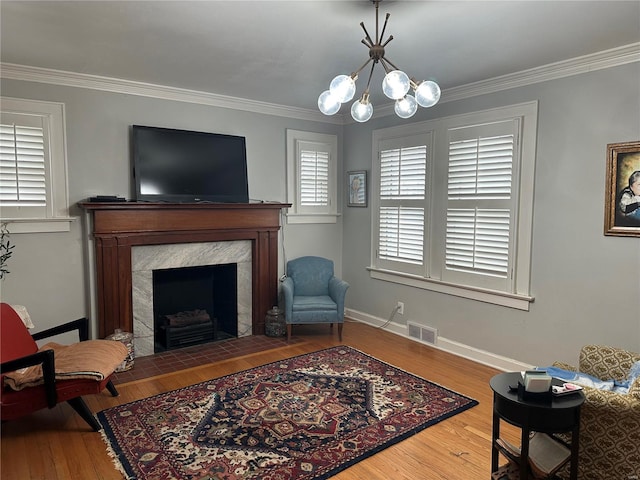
[286,213,339,224]
[368,267,534,311]
[1,217,75,233]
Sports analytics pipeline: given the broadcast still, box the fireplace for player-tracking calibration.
[80,201,289,356]
[131,240,252,356]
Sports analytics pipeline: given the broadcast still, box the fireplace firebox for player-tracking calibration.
[153,263,238,352]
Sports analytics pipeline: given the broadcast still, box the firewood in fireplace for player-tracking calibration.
[164,309,211,327]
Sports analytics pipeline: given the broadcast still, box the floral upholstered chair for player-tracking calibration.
[553,345,640,480]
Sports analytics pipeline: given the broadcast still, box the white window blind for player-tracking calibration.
[0,122,47,206]
[299,149,329,206]
[379,206,425,264]
[445,122,518,281]
[378,144,427,266]
[447,135,513,199]
[445,208,510,275]
[380,146,427,199]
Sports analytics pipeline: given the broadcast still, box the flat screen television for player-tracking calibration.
[132,125,249,203]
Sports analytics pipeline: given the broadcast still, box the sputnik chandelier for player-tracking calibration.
[318,0,441,123]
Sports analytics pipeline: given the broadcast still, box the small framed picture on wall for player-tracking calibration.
[604,141,640,237]
[347,170,367,207]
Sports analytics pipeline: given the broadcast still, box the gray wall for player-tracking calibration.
[0,79,344,337]
[1,61,639,367]
[342,62,640,366]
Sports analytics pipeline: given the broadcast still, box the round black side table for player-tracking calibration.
[490,372,585,480]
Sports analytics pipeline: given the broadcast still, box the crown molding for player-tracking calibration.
[441,42,640,104]
[370,42,640,121]
[0,63,344,125]
[2,43,638,124]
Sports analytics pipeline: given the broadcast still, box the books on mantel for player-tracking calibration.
[496,432,571,478]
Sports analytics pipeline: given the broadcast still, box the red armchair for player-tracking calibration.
[0,303,127,431]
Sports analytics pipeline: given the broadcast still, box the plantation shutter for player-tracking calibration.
[378,145,427,266]
[444,120,519,283]
[379,206,425,264]
[299,149,329,206]
[0,117,47,207]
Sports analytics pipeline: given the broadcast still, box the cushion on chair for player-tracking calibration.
[292,295,338,312]
[3,340,128,391]
[287,256,334,296]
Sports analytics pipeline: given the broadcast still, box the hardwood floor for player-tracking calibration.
[1,321,521,479]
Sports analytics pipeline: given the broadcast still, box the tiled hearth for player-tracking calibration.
[112,334,301,384]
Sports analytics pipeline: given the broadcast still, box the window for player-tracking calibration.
[370,103,537,310]
[376,134,432,277]
[443,121,519,292]
[1,122,47,207]
[0,98,71,233]
[286,130,338,224]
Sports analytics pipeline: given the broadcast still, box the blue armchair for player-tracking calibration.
[281,256,349,343]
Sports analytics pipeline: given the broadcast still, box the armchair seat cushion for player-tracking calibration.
[3,340,128,391]
[292,295,338,312]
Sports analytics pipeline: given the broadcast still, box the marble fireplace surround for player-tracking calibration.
[80,202,288,350]
[132,240,252,357]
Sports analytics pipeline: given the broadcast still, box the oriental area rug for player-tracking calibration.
[98,346,478,480]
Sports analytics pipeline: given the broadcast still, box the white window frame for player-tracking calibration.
[286,129,338,224]
[0,97,71,233]
[370,102,537,310]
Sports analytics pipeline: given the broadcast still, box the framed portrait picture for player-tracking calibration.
[347,170,367,207]
[604,141,640,237]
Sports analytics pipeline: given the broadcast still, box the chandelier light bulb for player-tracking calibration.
[329,75,357,103]
[414,80,441,108]
[382,70,410,100]
[351,98,374,123]
[318,90,341,115]
[394,95,418,119]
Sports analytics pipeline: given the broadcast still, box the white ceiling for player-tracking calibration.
[2,1,639,114]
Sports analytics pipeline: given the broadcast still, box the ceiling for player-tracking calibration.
[1,1,639,114]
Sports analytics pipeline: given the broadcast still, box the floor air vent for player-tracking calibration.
[407,322,438,345]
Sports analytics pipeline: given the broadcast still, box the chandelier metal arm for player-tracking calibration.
[378,57,395,74]
[351,57,375,79]
[382,55,400,71]
[363,61,377,95]
[378,12,391,44]
[360,22,374,48]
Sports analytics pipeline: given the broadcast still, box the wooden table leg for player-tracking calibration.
[570,422,580,480]
[491,399,500,474]
[520,424,530,480]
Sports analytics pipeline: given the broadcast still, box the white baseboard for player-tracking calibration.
[345,308,533,372]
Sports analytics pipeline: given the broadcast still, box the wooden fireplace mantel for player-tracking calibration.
[80,201,289,338]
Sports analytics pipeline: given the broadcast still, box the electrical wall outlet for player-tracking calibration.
[397,302,404,315]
